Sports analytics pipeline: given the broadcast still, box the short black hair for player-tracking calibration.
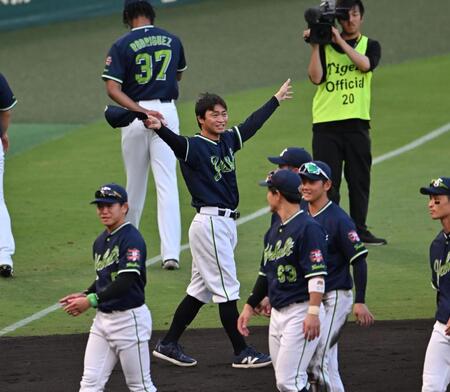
[337,0,365,17]
[195,93,227,129]
[123,1,156,26]
[268,187,301,204]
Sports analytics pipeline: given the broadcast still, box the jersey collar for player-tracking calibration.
[281,209,303,226]
[131,25,154,31]
[194,134,218,145]
[309,200,332,218]
[109,221,131,236]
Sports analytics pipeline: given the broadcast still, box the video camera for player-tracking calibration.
[304,0,350,45]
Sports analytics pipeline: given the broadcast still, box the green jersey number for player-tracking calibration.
[277,264,297,284]
[135,49,172,85]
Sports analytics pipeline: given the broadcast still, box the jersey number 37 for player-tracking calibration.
[135,49,172,84]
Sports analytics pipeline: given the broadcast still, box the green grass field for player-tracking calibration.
[0,1,449,337]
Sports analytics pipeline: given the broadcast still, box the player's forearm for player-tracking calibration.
[96,272,138,303]
[308,45,323,84]
[246,274,268,308]
[84,280,97,295]
[352,257,368,303]
[238,96,280,143]
[105,81,145,113]
[308,291,323,307]
[0,111,11,135]
[152,125,187,159]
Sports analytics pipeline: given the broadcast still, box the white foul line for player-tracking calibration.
[1,122,449,337]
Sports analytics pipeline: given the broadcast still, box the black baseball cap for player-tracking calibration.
[268,147,312,169]
[259,169,302,202]
[299,161,332,181]
[104,105,148,129]
[91,183,128,205]
[420,177,450,196]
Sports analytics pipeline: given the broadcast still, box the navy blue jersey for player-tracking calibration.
[92,222,147,312]
[180,127,242,210]
[102,25,187,101]
[0,73,17,135]
[307,201,368,291]
[429,231,450,324]
[260,210,327,310]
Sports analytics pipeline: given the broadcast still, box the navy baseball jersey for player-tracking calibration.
[429,231,450,324]
[0,73,17,135]
[92,222,147,312]
[260,210,327,310]
[181,128,242,210]
[102,25,187,101]
[307,201,368,291]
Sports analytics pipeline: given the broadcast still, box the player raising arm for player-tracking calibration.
[420,177,450,392]
[143,80,292,369]
[238,170,328,391]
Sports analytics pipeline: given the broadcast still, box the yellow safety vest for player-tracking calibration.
[312,35,372,124]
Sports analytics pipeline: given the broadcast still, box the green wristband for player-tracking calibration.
[86,293,98,308]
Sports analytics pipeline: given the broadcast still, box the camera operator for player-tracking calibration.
[303,0,386,245]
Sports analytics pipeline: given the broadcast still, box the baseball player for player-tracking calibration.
[0,73,17,278]
[60,183,157,392]
[142,80,292,368]
[102,0,187,270]
[420,177,450,392]
[299,161,374,392]
[268,147,312,174]
[238,169,328,391]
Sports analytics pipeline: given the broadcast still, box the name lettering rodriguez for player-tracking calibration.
[211,148,235,181]
[129,35,173,52]
[94,246,119,271]
[263,237,295,264]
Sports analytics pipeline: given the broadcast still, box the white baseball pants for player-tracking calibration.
[79,304,156,392]
[269,302,325,392]
[121,99,181,262]
[308,289,353,392]
[422,320,450,392]
[186,211,240,304]
[0,142,14,267]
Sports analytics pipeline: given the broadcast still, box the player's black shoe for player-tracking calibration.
[162,259,180,270]
[153,340,197,367]
[358,229,387,246]
[0,264,13,278]
[232,346,272,369]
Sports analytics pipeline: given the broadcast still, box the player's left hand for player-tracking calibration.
[254,296,272,318]
[331,27,345,46]
[1,133,9,153]
[144,110,167,126]
[353,303,375,327]
[237,304,255,337]
[445,317,450,336]
[274,78,293,102]
[144,115,163,130]
[303,314,320,341]
[63,297,91,317]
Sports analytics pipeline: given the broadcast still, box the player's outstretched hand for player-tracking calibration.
[237,304,255,337]
[144,110,167,126]
[63,296,91,317]
[303,314,320,341]
[353,303,375,327]
[274,78,293,103]
[144,115,163,130]
[254,296,272,318]
[59,292,86,306]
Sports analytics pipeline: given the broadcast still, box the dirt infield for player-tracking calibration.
[1,319,448,392]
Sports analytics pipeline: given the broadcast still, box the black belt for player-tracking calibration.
[160,99,173,103]
[218,209,240,220]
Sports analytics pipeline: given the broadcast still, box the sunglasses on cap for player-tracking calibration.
[95,187,123,201]
[430,178,449,190]
[300,162,330,180]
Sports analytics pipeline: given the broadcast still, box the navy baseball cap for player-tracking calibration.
[420,177,450,196]
[91,183,128,205]
[299,161,332,181]
[268,147,312,169]
[259,169,302,201]
[104,105,148,129]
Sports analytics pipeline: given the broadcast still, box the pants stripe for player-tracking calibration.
[321,290,339,392]
[295,339,308,391]
[131,310,150,392]
[209,217,230,301]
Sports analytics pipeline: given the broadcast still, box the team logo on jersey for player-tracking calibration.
[263,237,295,264]
[347,230,360,243]
[309,249,324,263]
[94,245,119,271]
[105,56,112,66]
[127,248,141,262]
[433,252,450,283]
[211,148,236,181]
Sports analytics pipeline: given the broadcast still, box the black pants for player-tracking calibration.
[312,129,371,232]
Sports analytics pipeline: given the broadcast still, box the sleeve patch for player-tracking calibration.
[347,230,360,243]
[126,248,141,262]
[105,56,112,66]
[309,249,324,263]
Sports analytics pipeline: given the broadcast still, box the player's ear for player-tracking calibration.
[122,202,129,215]
[196,115,204,129]
[324,180,332,191]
